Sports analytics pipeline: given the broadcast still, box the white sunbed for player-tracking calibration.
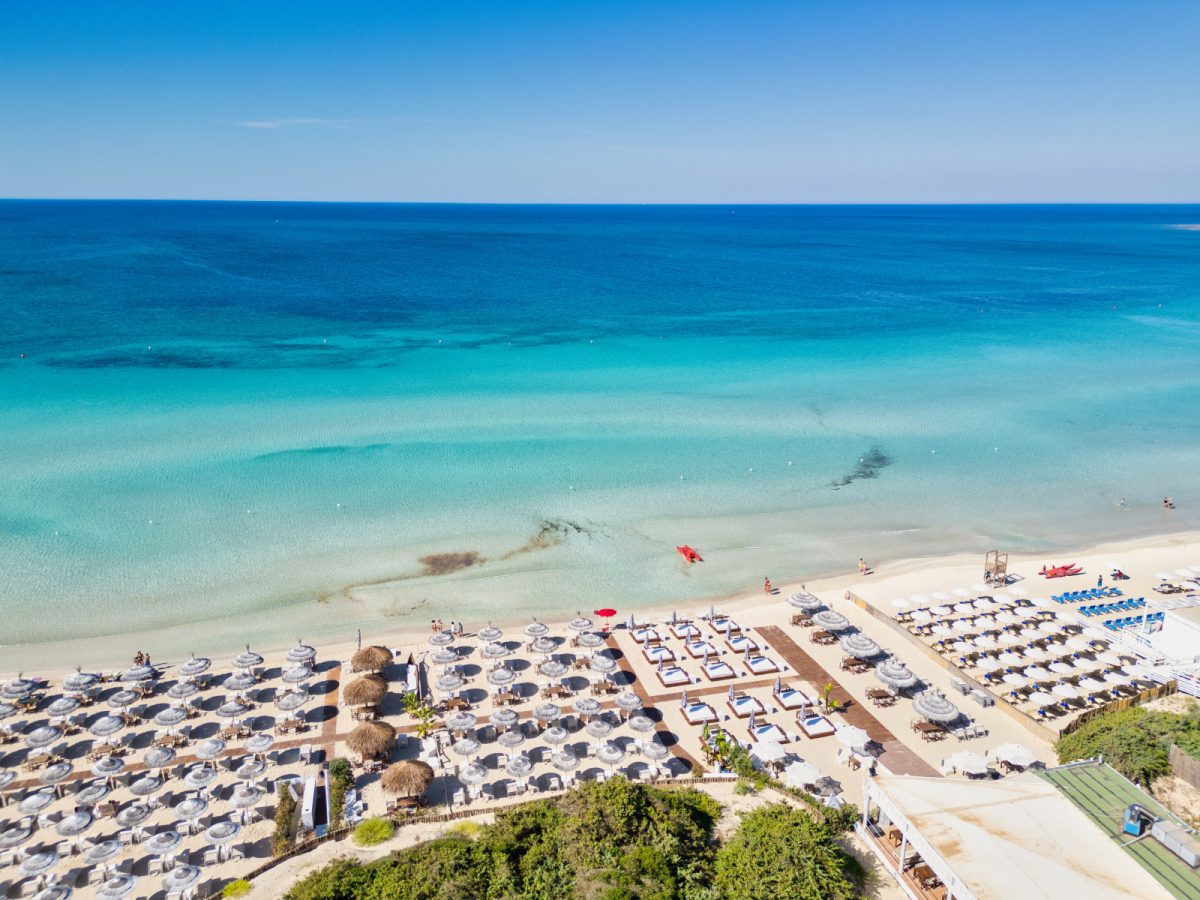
[727,695,766,718]
[633,627,663,644]
[748,722,789,743]
[797,713,836,738]
[727,634,759,652]
[701,660,737,681]
[656,666,691,687]
[709,618,743,636]
[642,645,676,664]
[685,641,718,659]
[683,702,718,725]
[670,623,700,640]
[774,686,812,710]
[746,655,779,675]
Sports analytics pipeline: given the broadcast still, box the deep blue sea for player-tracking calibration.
[2,202,1199,658]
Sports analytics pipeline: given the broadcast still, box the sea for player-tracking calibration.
[2,202,1199,660]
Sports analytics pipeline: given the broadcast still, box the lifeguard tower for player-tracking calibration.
[985,550,1008,587]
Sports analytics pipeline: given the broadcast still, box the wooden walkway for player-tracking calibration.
[756,626,939,778]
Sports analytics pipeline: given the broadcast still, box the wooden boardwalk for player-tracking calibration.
[756,626,939,778]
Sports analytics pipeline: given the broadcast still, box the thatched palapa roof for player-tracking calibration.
[343,674,388,708]
[381,760,434,798]
[346,720,396,761]
[352,645,393,673]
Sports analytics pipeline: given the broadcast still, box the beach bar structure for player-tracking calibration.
[859,773,1170,900]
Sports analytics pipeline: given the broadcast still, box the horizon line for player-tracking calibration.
[3,197,1200,207]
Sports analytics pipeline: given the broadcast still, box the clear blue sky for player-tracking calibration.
[2,1,1198,202]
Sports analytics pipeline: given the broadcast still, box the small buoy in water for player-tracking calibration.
[931,450,936,454]
[679,475,685,480]
[748,467,754,473]
[787,460,793,466]
[993,447,999,452]
[19,353,25,359]
[568,485,575,491]
[336,502,342,508]
[147,345,152,351]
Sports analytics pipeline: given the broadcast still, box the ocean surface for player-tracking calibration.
[2,202,1199,659]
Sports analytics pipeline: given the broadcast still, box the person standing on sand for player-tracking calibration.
[763,577,772,594]
[858,558,868,575]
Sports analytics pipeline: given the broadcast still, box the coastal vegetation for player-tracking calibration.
[1056,703,1200,787]
[283,777,862,899]
[272,783,298,857]
[329,757,354,826]
[352,817,395,846]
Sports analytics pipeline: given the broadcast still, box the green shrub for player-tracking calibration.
[221,879,251,897]
[352,817,395,846]
[272,783,297,857]
[327,758,354,826]
[1056,705,1200,786]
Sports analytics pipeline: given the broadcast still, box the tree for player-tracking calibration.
[714,803,857,900]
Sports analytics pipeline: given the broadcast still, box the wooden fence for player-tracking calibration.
[1057,680,1178,738]
[1169,744,1200,791]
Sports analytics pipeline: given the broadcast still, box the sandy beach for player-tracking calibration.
[7,528,1198,678]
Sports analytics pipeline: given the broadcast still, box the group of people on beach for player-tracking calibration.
[132,650,151,666]
[431,619,464,636]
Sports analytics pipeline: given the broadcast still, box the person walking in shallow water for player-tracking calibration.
[763,577,772,594]
[858,558,868,575]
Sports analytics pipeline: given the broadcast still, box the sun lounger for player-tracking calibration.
[655,666,691,687]
[726,634,759,653]
[682,702,718,725]
[701,660,736,681]
[796,713,835,738]
[670,622,700,640]
[745,655,779,675]
[727,694,766,717]
[684,641,717,659]
[748,722,789,742]
[642,645,675,664]
[774,686,811,710]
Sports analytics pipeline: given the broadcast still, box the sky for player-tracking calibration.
[1,1,1198,202]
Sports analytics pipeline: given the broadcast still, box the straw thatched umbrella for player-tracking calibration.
[343,674,387,708]
[382,760,434,798]
[346,720,396,761]
[352,645,392,673]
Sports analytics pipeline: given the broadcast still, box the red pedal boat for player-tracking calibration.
[676,545,703,564]
[1040,563,1083,578]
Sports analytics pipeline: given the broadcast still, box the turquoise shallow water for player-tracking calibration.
[1,203,1199,655]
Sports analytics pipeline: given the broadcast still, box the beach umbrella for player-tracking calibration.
[428,631,454,648]
[63,670,99,693]
[174,795,209,821]
[459,762,489,785]
[381,760,434,799]
[590,655,616,674]
[628,715,656,734]
[542,725,570,745]
[46,696,80,718]
[76,781,111,806]
[551,750,580,772]
[224,672,256,693]
[874,660,918,690]
[0,701,15,719]
[995,611,1020,625]
[167,681,199,701]
[1078,675,1106,692]
[277,689,309,712]
[281,665,313,684]
[19,791,55,814]
[911,594,931,606]
[96,874,139,900]
[952,587,973,597]
[1052,683,1079,699]
[84,839,122,865]
[1155,572,1173,581]
[154,707,187,728]
[478,625,503,642]
[122,664,155,683]
[585,718,614,738]
[217,700,249,720]
[506,754,534,778]
[840,634,881,659]
[784,760,821,788]
[539,660,567,678]
[972,634,1000,649]
[246,732,275,754]
[1048,661,1074,675]
[162,865,202,894]
[1103,671,1129,687]
[812,610,851,632]
[20,850,58,877]
[573,697,601,718]
[352,645,392,673]
[531,637,557,654]
[835,725,870,749]
[343,674,387,707]
[430,649,458,666]
[129,775,163,797]
[205,820,242,844]
[436,672,465,692]
[115,802,153,827]
[944,752,988,777]
[195,738,226,760]
[997,652,1023,667]
[491,708,519,728]
[230,785,265,809]
[486,667,515,687]
[1002,672,1029,687]
[287,641,317,664]
[910,609,932,623]
[1065,637,1092,653]
[1023,665,1051,680]
[1026,690,1056,706]
[451,737,481,757]
[889,598,910,609]
[346,721,395,761]
[642,741,669,761]
[25,724,62,748]
[39,761,74,785]
[105,690,138,710]
[913,692,960,724]
[788,593,823,611]
[569,615,594,632]
[932,591,952,602]
[998,632,1024,645]
[233,648,263,670]
[0,824,33,848]
[180,656,211,678]
[184,766,218,790]
[931,605,952,617]
[753,741,788,764]
[533,703,561,721]
[524,621,550,639]
[91,755,124,777]
[596,742,626,768]
[446,711,478,732]
[236,757,269,782]
[0,770,13,790]
[931,624,953,637]
[481,642,509,659]
[497,729,527,750]
[952,619,974,633]
[613,691,642,713]
[1123,664,1154,679]
[988,743,1038,768]
[577,632,605,649]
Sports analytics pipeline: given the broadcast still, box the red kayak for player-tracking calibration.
[1040,563,1083,578]
[677,545,703,563]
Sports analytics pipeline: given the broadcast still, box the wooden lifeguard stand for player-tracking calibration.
[985,550,1008,586]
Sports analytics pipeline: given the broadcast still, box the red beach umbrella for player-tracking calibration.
[594,608,617,620]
